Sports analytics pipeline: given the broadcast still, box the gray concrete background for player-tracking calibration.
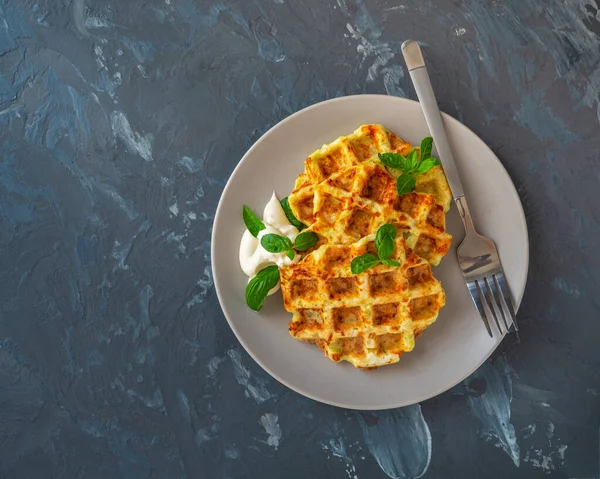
[0,0,598,478]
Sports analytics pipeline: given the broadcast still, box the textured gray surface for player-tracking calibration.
[0,0,599,478]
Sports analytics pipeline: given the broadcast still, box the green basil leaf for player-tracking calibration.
[293,231,319,251]
[243,205,266,238]
[406,150,419,172]
[378,152,407,170]
[280,197,306,231]
[381,258,401,267]
[261,234,292,253]
[396,173,417,196]
[416,157,440,174]
[245,265,280,311]
[375,224,397,259]
[377,237,395,260]
[420,137,433,161]
[350,254,381,274]
[286,250,295,260]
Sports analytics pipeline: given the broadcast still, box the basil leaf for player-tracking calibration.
[381,258,401,267]
[245,265,280,311]
[351,254,381,274]
[396,173,417,196]
[420,137,433,161]
[280,197,306,231]
[375,224,397,259]
[286,249,295,260]
[377,237,395,260]
[293,231,319,251]
[416,157,440,174]
[261,234,292,253]
[243,205,266,238]
[406,150,419,172]
[378,152,407,170]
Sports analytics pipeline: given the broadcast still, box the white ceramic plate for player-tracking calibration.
[212,95,528,410]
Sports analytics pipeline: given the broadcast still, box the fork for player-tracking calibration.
[401,40,518,337]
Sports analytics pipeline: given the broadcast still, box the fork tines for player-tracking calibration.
[468,272,518,337]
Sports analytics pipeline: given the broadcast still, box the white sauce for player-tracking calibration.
[239,192,300,295]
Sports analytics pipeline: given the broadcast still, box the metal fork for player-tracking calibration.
[401,40,518,337]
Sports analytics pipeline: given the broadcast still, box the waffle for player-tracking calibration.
[280,234,445,368]
[288,124,452,265]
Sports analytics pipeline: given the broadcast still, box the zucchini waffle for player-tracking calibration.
[280,234,445,368]
[288,124,452,266]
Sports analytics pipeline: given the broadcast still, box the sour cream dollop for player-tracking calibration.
[239,192,300,295]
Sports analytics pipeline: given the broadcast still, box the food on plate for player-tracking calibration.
[279,225,445,368]
[291,160,452,266]
[238,124,451,368]
[240,192,318,310]
[288,124,452,266]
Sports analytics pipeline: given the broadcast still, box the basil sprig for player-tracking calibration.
[351,224,402,274]
[420,136,433,161]
[381,258,401,267]
[377,137,440,196]
[395,174,416,196]
[350,254,380,274]
[280,197,306,230]
[246,265,280,311]
[260,231,319,259]
[293,231,319,251]
[243,205,266,237]
[374,224,397,259]
[261,234,292,253]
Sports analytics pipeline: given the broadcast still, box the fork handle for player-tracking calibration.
[455,196,478,235]
[401,40,465,200]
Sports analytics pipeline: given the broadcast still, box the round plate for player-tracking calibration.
[212,95,528,410]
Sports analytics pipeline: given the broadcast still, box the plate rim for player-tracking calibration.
[211,94,529,410]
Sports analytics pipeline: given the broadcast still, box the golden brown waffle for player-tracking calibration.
[288,124,452,265]
[304,160,452,266]
[280,235,446,368]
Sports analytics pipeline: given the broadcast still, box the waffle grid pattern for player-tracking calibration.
[280,124,451,368]
[288,124,452,265]
[307,161,452,265]
[280,235,445,368]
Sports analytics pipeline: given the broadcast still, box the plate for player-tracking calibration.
[211,95,528,410]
